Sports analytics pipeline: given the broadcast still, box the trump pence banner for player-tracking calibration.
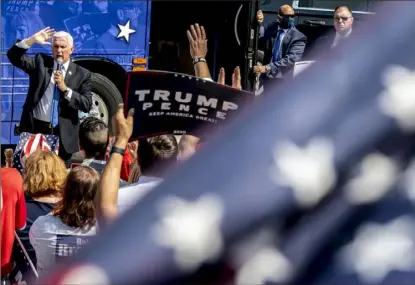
[124,71,255,140]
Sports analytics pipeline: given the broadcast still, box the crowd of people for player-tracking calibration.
[1,3,355,284]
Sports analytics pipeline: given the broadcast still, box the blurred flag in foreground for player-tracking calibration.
[38,2,415,285]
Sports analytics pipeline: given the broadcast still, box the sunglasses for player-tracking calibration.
[278,14,295,18]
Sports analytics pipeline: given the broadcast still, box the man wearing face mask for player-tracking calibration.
[253,5,306,81]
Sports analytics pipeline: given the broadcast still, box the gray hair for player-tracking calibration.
[52,31,74,47]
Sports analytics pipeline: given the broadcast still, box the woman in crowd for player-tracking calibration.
[14,150,67,279]
[29,165,99,277]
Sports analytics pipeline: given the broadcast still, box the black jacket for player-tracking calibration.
[7,43,92,154]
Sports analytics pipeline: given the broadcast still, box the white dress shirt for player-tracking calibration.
[332,29,352,48]
[16,40,73,123]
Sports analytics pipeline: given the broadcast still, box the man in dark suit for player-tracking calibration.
[253,5,307,81]
[7,27,92,165]
[312,6,354,53]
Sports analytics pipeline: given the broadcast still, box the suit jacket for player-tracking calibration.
[7,43,92,154]
[258,22,307,77]
[308,30,352,60]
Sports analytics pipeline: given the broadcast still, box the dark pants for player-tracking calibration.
[33,118,72,167]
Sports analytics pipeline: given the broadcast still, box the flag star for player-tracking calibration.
[378,65,415,132]
[151,193,225,272]
[117,20,136,43]
[344,153,399,205]
[402,159,415,205]
[338,216,415,284]
[235,246,293,285]
[59,264,110,285]
[270,137,337,208]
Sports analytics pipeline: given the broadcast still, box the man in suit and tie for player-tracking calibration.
[313,6,354,52]
[253,5,307,83]
[7,27,92,165]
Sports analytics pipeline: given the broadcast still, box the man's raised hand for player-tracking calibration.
[187,23,207,59]
[112,104,135,145]
[31,27,55,45]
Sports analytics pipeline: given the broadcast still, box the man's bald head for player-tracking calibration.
[279,4,294,16]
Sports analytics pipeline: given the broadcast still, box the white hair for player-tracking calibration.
[52,31,74,48]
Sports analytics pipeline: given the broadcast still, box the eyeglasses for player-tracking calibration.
[278,14,295,18]
[334,16,352,22]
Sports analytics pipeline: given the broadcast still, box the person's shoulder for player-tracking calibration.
[37,52,53,62]
[31,214,54,232]
[1,167,20,176]
[118,177,163,202]
[1,167,23,187]
[72,62,92,77]
[291,26,307,41]
[33,213,56,225]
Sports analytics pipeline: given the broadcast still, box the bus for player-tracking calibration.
[1,0,376,149]
[1,0,152,145]
[1,0,263,152]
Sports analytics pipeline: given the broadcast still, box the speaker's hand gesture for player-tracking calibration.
[31,27,55,45]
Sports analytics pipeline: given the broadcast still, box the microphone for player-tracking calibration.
[54,58,63,96]
[51,58,64,135]
[56,57,63,72]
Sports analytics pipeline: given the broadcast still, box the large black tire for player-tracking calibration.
[90,72,123,135]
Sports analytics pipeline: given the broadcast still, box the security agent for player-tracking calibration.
[253,5,307,80]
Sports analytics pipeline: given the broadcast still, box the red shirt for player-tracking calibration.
[1,168,27,276]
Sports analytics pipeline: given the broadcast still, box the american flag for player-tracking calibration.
[37,2,415,285]
[13,132,60,173]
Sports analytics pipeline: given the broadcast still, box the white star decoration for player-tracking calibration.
[339,216,415,284]
[235,246,292,285]
[378,65,415,132]
[117,20,136,42]
[270,137,337,208]
[345,153,399,205]
[151,193,224,272]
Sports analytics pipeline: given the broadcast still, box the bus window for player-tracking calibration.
[295,0,377,12]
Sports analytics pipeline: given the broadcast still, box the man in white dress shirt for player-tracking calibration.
[7,27,92,165]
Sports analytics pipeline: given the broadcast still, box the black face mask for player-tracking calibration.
[278,16,295,29]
